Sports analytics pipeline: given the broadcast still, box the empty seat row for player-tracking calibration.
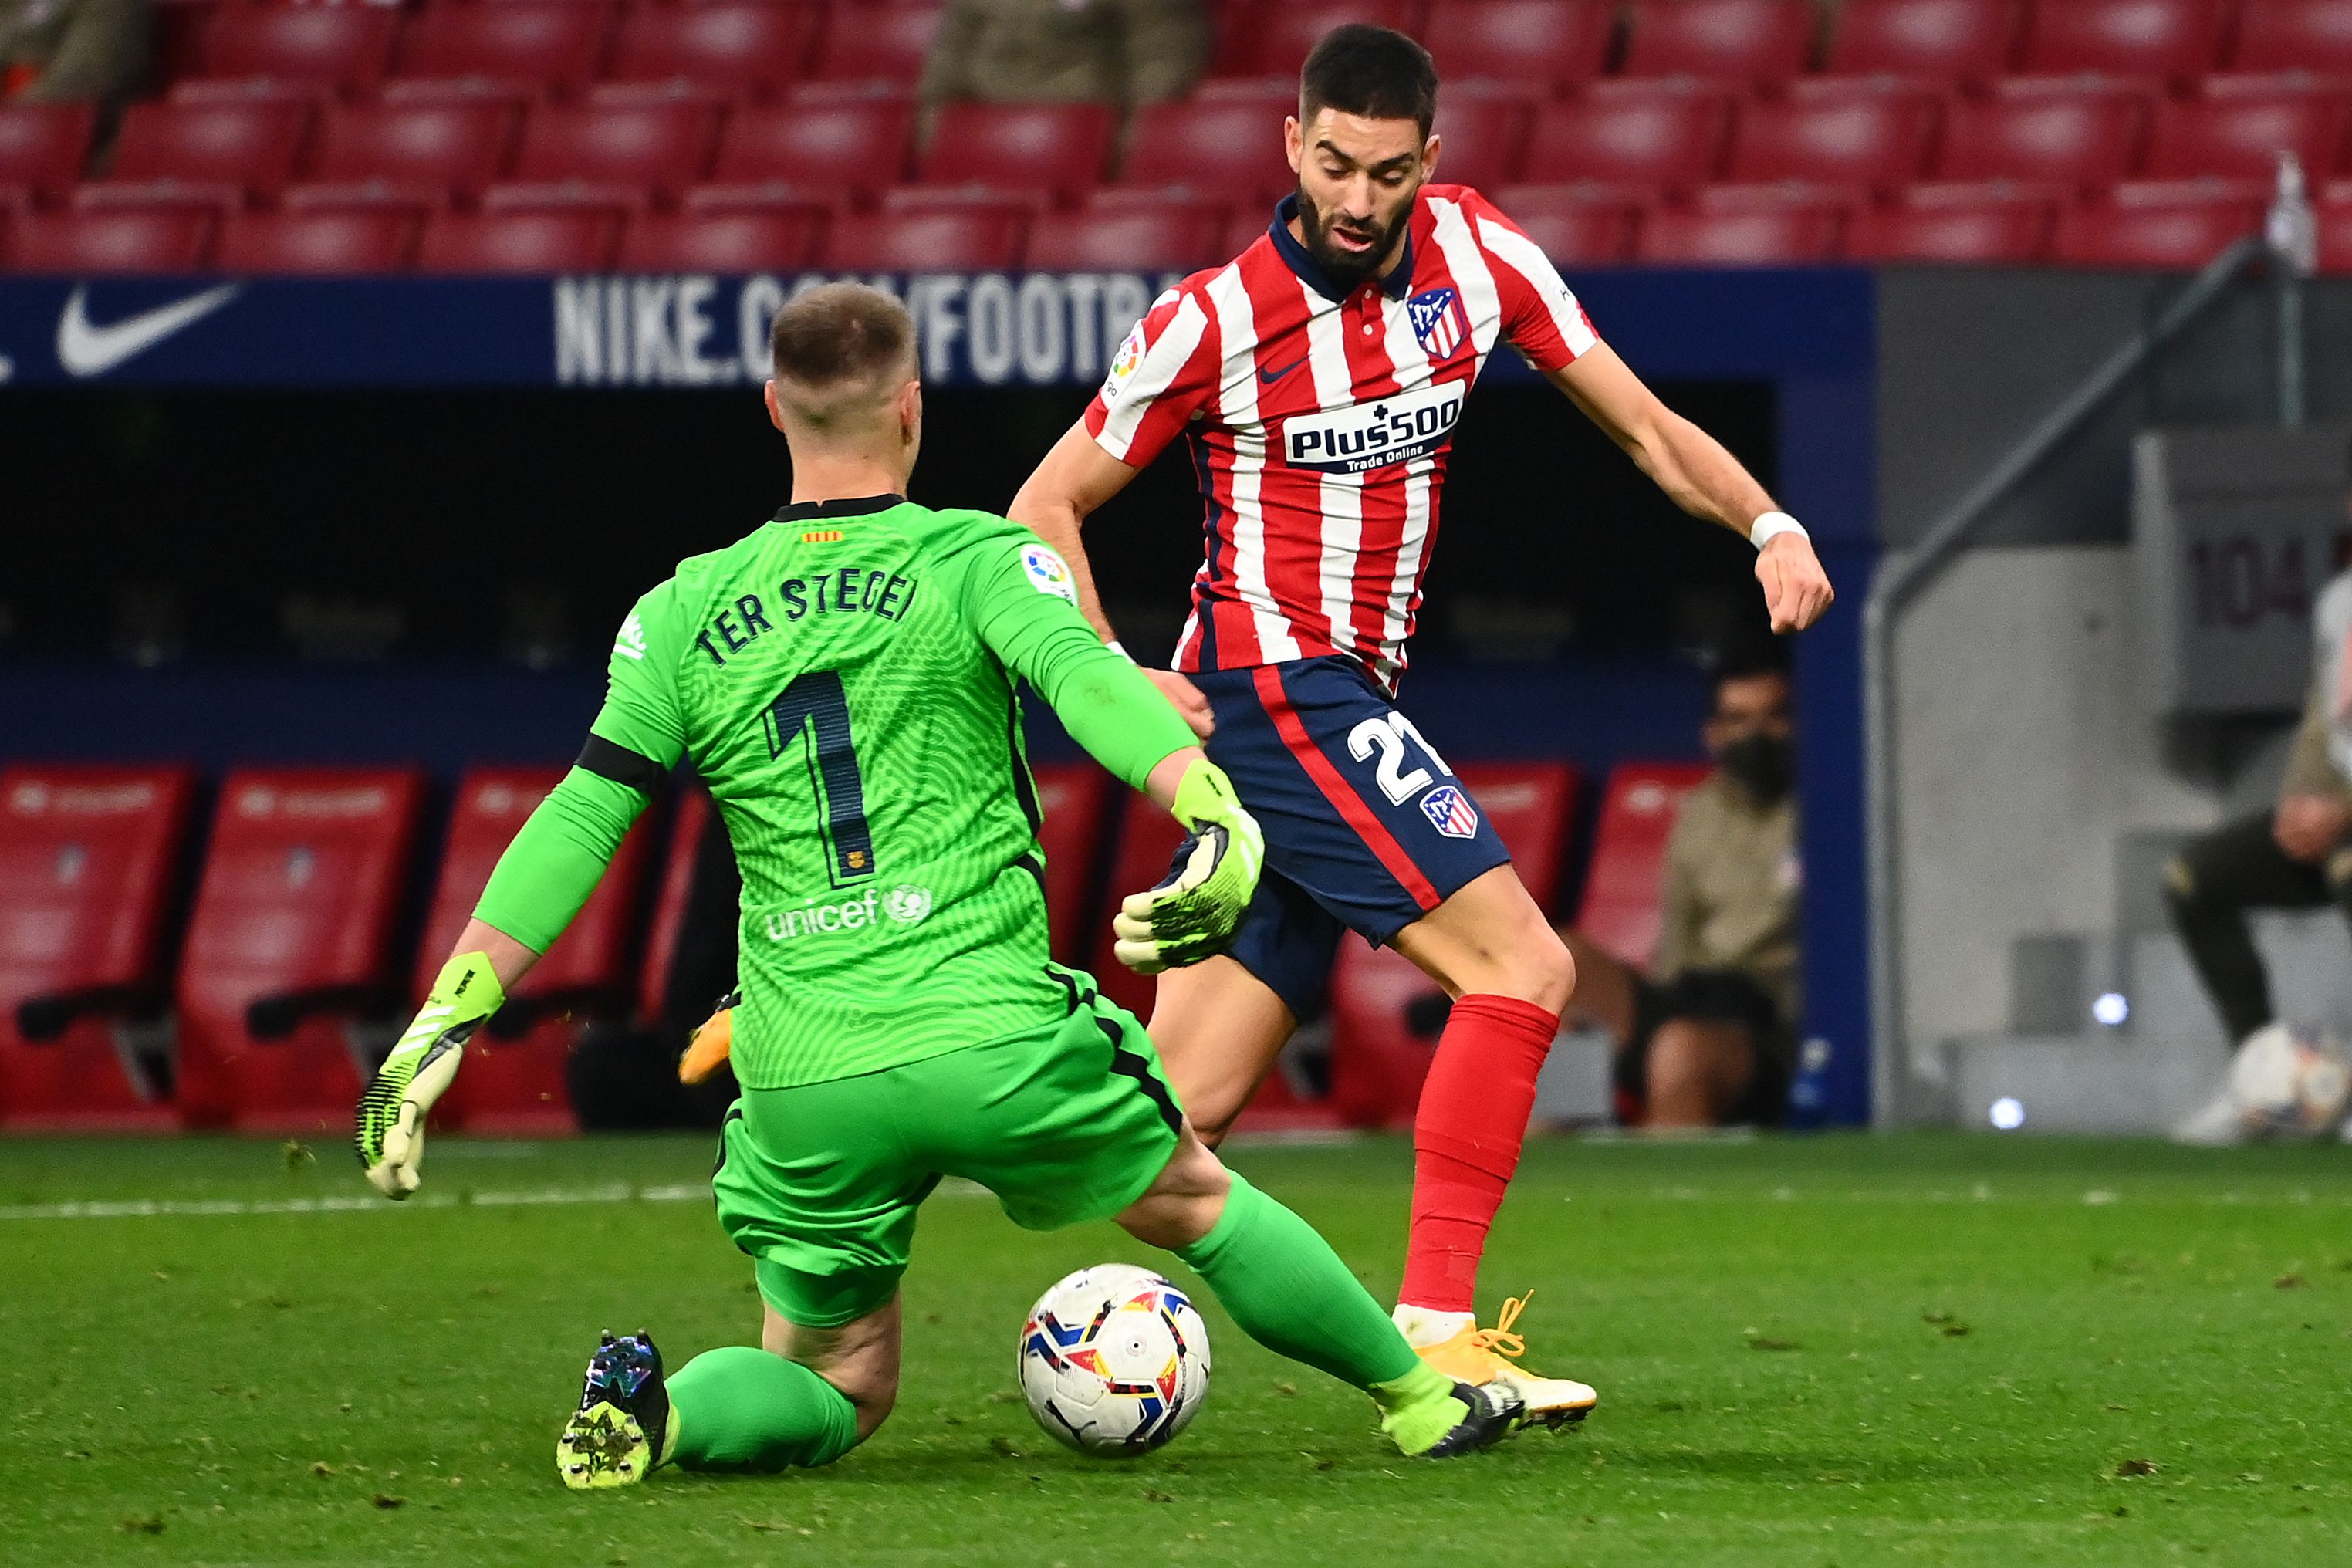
[150,0,2352,105]
[8,86,2347,230]
[0,754,1694,1134]
[11,178,2350,272]
[0,764,681,1133]
[162,1,937,104]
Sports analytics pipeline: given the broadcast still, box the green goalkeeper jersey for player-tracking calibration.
[472,494,1197,1090]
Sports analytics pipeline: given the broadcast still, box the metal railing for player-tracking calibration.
[1863,235,2302,1125]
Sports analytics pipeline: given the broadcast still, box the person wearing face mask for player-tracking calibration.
[1559,654,1801,1128]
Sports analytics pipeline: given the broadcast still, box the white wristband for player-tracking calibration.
[1105,640,1135,662]
[1749,511,1807,550]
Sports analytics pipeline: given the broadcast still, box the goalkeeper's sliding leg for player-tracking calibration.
[557,1124,1518,1488]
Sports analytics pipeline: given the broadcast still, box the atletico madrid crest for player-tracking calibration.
[1407,286,1470,360]
[1419,784,1479,839]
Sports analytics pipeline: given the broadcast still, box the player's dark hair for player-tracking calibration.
[769,282,915,388]
[1715,643,1791,694]
[1299,24,1438,140]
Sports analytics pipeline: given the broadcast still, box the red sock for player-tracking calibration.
[1399,993,1560,1314]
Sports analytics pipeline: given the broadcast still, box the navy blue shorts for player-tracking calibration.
[1178,657,1514,1022]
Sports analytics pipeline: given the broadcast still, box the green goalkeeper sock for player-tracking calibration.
[1173,1171,1423,1391]
[664,1346,859,1472]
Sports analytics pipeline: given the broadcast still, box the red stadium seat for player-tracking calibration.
[2143,95,2352,181]
[919,103,1117,204]
[1935,92,2149,187]
[307,103,518,203]
[1724,94,1939,188]
[1823,0,2019,83]
[2318,195,2352,271]
[1621,0,1816,85]
[215,208,416,272]
[510,102,720,202]
[415,208,622,270]
[1578,763,1710,966]
[1428,93,1533,191]
[603,4,819,97]
[412,769,653,1134]
[0,766,196,1131]
[1119,90,1295,205]
[483,180,650,217]
[1846,189,2055,260]
[818,208,1022,268]
[167,77,342,109]
[709,100,914,201]
[1422,1,1613,93]
[1491,184,1642,262]
[390,3,615,100]
[281,182,441,221]
[173,769,425,1133]
[1637,202,1842,262]
[618,208,823,268]
[1029,763,1114,966]
[1697,178,1871,211]
[1325,764,1581,1129]
[108,101,311,200]
[2053,190,2262,266]
[184,4,396,99]
[806,2,939,85]
[1522,84,1735,195]
[1213,0,1416,79]
[0,104,94,203]
[2233,0,2352,73]
[636,788,709,1022]
[1024,204,1225,269]
[8,208,214,270]
[2018,0,2229,81]
[69,180,242,220]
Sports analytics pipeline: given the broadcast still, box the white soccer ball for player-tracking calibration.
[2229,1021,2352,1139]
[1017,1263,1210,1455]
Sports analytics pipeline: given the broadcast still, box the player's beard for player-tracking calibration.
[1295,186,1414,292]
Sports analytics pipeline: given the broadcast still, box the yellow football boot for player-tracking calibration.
[1407,1292,1597,1431]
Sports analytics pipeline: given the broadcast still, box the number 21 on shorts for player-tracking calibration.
[1347,711,1454,806]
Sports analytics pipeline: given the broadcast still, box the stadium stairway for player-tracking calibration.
[1945,824,2352,1133]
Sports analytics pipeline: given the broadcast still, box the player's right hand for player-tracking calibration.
[1143,667,1215,740]
[1113,760,1265,974]
[354,952,504,1200]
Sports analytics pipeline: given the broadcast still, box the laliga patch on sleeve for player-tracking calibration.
[613,611,647,661]
[1101,322,1147,400]
[1020,544,1080,604]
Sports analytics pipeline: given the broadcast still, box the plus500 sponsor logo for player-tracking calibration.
[1282,381,1465,475]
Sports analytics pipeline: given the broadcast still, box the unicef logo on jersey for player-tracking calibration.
[884,884,934,925]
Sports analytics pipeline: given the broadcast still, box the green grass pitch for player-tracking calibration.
[3,1132,2347,1565]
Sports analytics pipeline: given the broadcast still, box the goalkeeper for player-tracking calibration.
[355,282,1520,1484]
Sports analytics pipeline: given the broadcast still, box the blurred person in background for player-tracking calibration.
[1,0,150,115]
[2166,443,2352,1144]
[1559,653,1800,1129]
[919,0,1208,113]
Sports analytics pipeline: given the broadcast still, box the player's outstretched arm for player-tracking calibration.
[1549,344,1835,634]
[355,919,539,1198]
[1010,422,1214,737]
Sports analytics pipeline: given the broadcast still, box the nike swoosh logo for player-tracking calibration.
[1258,356,1308,385]
[55,282,242,377]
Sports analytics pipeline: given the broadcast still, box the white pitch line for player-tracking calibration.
[0,1176,996,1222]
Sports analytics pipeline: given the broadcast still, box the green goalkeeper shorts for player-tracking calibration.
[711,983,1184,1329]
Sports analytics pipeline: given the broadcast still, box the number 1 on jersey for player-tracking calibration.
[762,671,877,886]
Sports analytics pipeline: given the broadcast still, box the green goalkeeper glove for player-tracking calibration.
[354,952,505,1200]
[1113,759,1266,975]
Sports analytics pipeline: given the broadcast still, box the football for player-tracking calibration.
[1017,1264,1211,1455]
[2229,1021,2352,1139]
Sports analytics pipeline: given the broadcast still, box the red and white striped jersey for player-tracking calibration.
[1084,184,1600,691]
